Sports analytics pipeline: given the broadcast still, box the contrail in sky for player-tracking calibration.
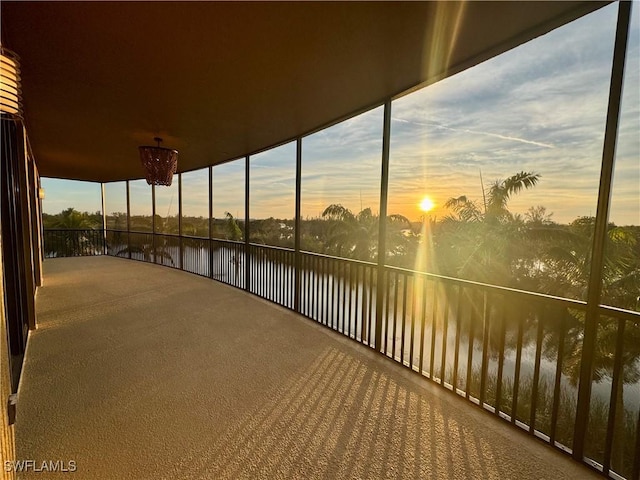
[392,117,555,149]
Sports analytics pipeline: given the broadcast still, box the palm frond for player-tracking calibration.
[487,171,540,220]
[387,214,411,227]
[322,204,355,223]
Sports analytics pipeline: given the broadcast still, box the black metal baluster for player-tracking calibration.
[430,284,438,381]
[465,293,475,400]
[367,266,374,345]
[603,317,626,476]
[495,299,507,416]
[352,264,358,340]
[409,275,417,370]
[453,285,462,393]
[419,278,428,376]
[480,291,490,408]
[340,261,346,334]
[329,258,335,329]
[529,311,545,435]
[400,273,408,364]
[306,255,312,317]
[440,284,449,385]
[384,269,391,355]
[392,271,399,360]
[550,307,567,446]
[348,264,354,338]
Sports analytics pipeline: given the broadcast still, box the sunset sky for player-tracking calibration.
[43,3,638,226]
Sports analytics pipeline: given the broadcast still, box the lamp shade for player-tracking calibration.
[139,138,178,186]
[0,47,22,118]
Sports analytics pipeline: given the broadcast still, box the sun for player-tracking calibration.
[419,196,435,212]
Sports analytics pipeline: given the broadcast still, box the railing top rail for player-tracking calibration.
[211,238,245,246]
[299,249,377,267]
[153,232,181,238]
[249,242,295,254]
[108,230,252,246]
[43,228,101,232]
[383,263,588,310]
[180,234,209,241]
[598,304,640,322]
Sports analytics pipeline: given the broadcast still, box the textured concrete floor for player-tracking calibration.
[15,256,601,479]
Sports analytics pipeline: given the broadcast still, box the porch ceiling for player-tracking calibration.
[1,1,609,183]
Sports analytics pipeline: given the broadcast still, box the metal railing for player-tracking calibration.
[299,252,377,345]
[43,228,105,258]
[45,228,640,480]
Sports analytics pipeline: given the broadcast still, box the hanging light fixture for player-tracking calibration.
[0,46,22,118]
[138,137,178,186]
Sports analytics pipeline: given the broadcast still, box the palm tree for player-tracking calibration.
[321,204,411,262]
[440,171,541,286]
[485,171,540,223]
[50,207,99,229]
[443,195,483,223]
[444,172,540,223]
[224,212,243,241]
[322,205,377,261]
[524,205,554,226]
[46,208,101,257]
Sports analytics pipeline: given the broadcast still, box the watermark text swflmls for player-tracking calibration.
[4,460,77,473]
